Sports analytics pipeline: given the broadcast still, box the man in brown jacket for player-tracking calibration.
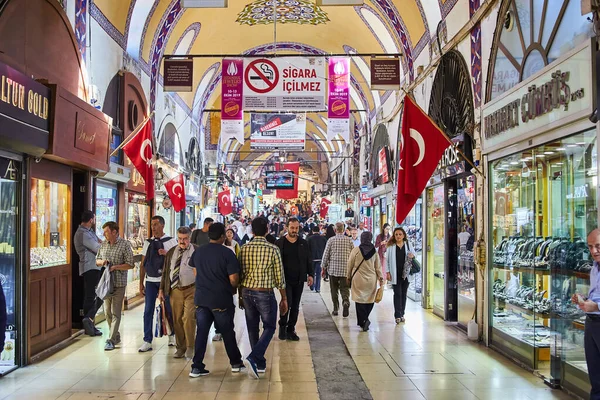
[159,226,197,358]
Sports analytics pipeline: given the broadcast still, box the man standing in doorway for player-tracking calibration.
[275,218,313,341]
[239,217,288,379]
[192,218,214,247]
[307,225,327,293]
[96,222,134,351]
[139,216,177,352]
[159,226,197,359]
[321,222,354,317]
[74,210,103,337]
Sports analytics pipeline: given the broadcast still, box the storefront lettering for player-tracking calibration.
[566,184,589,199]
[1,75,49,120]
[77,121,97,144]
[3,159,17,180]
[485,70,583,140]
[437,143,460,170]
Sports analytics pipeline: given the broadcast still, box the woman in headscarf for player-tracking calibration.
[347,231,383,331]
[385,227,415,324]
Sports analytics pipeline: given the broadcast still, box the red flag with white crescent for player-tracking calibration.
[320,198,331,218]
[218,190,232,216]
[123,119,155,200]
[164,174,186,212]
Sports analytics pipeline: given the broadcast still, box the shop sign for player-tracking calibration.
[370,58,401,90]
[327,57,350,142]
[378,147,390,184]
[164,59,193,92]
[243,57,326,111]
[0,61,50,131]
[250,113,306,150]
[482,40,593,153]
[0,157,19,181]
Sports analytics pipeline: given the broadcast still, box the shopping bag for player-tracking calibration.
[375,285,384,303]
[154,303,164,338]
[95,267,114,300]
[161,300,174,336]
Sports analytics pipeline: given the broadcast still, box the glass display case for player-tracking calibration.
[125,192,148,301]
[458,175,476,327]
[427,185,445,315]
[95,181,118,238]
[30,179,70,270]
[400,200,423,302]
[489,129,596,390]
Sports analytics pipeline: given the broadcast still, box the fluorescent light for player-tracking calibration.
[576,142,586,145]
[554,163,563,166]
[567,144,578,148]
[544,151,554,155]
[536,155,545,158]
[556,148,566,151]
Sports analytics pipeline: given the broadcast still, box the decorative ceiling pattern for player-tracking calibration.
[236,0,330,26]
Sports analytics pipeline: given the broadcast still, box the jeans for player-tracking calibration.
[242,289,277,369]
[585,316,600,399]
[279,282,304,333]
[143,281,174,343]
[83,269,103,320]
[329,276,350,312]
[355,302,374,326]
[392,277,410,318]
[310,262,322,292]
[192,306,242,370]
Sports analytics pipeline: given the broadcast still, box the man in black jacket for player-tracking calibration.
[275,218,313,341]
[307,225,327,293]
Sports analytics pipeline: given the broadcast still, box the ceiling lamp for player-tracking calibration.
[182,0,227,8]
[315,0,363,5]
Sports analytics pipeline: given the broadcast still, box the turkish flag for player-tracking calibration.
[320,198,331,218]
[275,162,300,200]
[165,174,186,212]
[218,190,232,216]
[123,119,155,200]
[396,96,450,224]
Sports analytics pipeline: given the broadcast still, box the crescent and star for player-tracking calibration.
[172,183,183,198]
[140,139,153,166]
[398,129,426,170]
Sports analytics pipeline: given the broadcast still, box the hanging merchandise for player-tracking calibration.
[218,190,232,216]
[221,59,244,144]
[164,174,186,212]
[327,57,350,143]
[243,57,326,111]
[122,118,155,200]
[250,113,306,150]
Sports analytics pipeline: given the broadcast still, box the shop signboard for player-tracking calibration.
[370,58,401,90]
[482,40,594,154]
[164,58,193,92]
[221,59,244,144]
[327,57,350,142]
[250,113,306,150]
[378,147,390,183]
[243,57,326,111]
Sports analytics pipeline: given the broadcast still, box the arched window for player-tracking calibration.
[158,123,185,166]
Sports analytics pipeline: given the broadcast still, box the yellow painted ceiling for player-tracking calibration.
[94,0,132,35]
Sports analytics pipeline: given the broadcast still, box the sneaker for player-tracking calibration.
[82,317,96,336]
[400,317,405,322]
[104,340,115,351]
[244,358,259,379]
[168,335,176,346]
[257,367,267,374]
[189,368,210,378]
[395,318,401,325]
[278,328,287,341]
[185,347,194,359]
[138,341,153,352]
[362,320,371,332]
[231,363,246,373]
[342,304,350,318]
[286,332,300,341]
[173,349,186,358]
[212,333,223,342]
[332,310,338,316]
[93,328,103,336]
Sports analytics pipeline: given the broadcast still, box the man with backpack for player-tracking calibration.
[139,216,177,352]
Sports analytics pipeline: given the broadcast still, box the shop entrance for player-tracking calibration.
[426,185,445,314]
[71,170,89,330]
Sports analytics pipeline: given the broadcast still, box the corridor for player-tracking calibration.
[0,285,572,400]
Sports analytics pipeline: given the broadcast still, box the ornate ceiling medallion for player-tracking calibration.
[236,0,329,26]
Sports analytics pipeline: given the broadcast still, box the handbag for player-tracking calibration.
[375,285,384,303]
[409,258,421,275]
[95,266,114,300]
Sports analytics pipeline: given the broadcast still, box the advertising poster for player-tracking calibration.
[378,147,390,183]
[327,57,350,143]
[250,113,306,150]
[243,58,326,111]
[221,59,245,144]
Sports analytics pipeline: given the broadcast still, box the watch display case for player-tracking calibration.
[489,129,596,389]
[427,185,445,315]
[125,193,148,301]
[30,179,70,270]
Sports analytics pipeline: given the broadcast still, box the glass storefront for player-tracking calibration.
[125,192,149,301]
[427,185,445,315]
[400,199,423,302]
[95,181,118,238]
[458,175,476,328]
[0,157,20,374]
[489,129,596,389]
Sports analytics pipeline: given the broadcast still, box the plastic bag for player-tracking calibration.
[95,267,114,300]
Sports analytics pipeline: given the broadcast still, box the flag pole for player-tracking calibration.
[403,94,483,177]
[110,111,155,158]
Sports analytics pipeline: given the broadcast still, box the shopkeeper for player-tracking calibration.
[575,228,600,400]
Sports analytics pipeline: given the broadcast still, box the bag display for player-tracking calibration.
[95,267,114,300]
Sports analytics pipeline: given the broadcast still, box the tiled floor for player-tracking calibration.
[0,285,578,400]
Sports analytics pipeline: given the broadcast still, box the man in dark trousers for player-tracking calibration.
[275,217,313,341]
[189,223,244,377]
[307,225,327,293]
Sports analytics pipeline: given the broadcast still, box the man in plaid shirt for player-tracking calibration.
[96,221,134,351]
[321,222,354,317]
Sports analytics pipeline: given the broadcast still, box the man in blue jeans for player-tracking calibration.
[139,216,177,352]
[188,223,244,377]
[238,217,288,379]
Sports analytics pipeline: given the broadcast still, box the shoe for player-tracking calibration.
[286,332,300,341]
[231,363,246,372]
[362,320,371,332]
[185,347,194,359]
[257,367,267,374]
[343,304,350,318]
[315,290,320,293]
[93,328,103,336]
[212,333,223,342]
[401,317,405,322]
[82,317,96,336]
[114,337,121,346]
[138,341,153,352]
[189,368,210,378]
[104,340,115,351]
[395,318,401,324]
[332,310,338,316]
[173,349,186,358]
[278,328,287,341]
[244,358,259,379]
[168,335,176,346]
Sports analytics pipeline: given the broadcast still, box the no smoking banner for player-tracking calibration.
[243,57,326,111]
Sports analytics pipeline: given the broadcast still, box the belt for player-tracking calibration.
[243,287,273,292]
[174,283,195,291]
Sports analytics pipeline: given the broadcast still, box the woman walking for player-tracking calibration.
[224,228,241,257]
[385,227,415,324]
[375,223,391,274]
[347,231,383,331]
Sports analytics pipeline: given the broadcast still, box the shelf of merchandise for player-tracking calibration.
[493,297,551,320]
[493,264,551,275]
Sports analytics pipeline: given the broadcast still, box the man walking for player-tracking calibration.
[139,216,177,352]
[239,217,288,379]
[275,218,313,341]
[159,226,197,359]
[74,210,103,337]
[96,222,134,351]
[307,225,327,293]
[191,217,214,247]
[351,227,361,247]
[321,222,354,317]
[188,223,244,377]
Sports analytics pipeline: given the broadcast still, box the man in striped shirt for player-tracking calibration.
[322,222,354,317]
[239,217,288,379]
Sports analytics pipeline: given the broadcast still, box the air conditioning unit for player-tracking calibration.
[315,0,363,5]
[182,0,228,7]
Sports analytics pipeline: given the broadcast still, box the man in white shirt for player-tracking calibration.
[159,226,197,358]
[139,216,178,352]
[351,228,361,247]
